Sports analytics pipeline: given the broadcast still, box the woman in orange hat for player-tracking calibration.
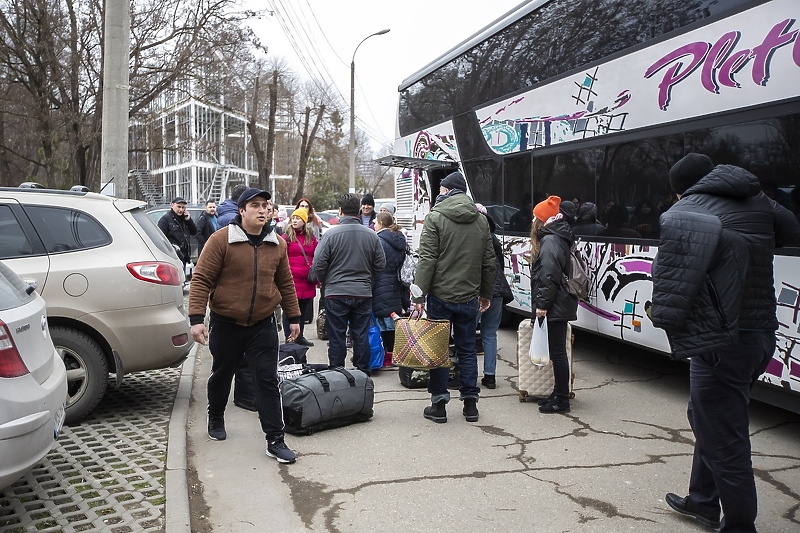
[529,195,579,413]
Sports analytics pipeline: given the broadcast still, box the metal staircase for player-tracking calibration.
[130,169,164,206]
[201,164,234,204]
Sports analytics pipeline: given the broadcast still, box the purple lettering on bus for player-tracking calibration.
[718,49,751,88]
[750,19,797,86]
[701,31,740,94]
[795,29,800,66]
[644,42,710,111]
[645,19,799,109]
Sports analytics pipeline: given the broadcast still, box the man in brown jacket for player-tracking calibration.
[189,187,302,464]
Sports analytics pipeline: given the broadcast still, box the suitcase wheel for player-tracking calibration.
[519,392,527,402]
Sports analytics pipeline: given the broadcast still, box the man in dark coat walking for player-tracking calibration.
[651,153,800,532]
[158,196,197,276]
[195,200,218,257]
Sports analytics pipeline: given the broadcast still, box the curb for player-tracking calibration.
[165,343,198,533]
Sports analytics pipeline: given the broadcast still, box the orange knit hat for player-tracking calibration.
[533,195,561,222]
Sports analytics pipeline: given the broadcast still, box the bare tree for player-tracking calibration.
[293,103,326,204]
[0,0,265,189]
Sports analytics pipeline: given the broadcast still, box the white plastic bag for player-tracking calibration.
[529,317,550,367]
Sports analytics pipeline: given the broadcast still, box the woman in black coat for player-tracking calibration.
[372,212,410,365]
[529,196,579,413]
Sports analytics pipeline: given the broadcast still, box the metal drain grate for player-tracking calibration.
[0,367,181,533]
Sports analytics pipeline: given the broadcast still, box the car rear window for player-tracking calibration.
[131,208,176,257]
[25,205,111,253]
[0,205,35,259]
[0,261,35,311]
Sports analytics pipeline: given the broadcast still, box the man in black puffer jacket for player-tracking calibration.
[652,154,800,532]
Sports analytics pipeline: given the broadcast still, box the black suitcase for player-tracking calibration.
[280,368,374,434]
[233,344,310,411]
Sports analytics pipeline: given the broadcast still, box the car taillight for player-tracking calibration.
[127,262,182,286]
[0,320,30,378]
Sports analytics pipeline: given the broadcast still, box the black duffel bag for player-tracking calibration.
[280,367,374,434]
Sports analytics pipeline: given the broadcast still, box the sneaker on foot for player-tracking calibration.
[539,397,570,413]
[480,375,496,389]
[207,416,227,440]
[266,438,297,464]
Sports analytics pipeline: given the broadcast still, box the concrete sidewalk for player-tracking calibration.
[177,324,800,533]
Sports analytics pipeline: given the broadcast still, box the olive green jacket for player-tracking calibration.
[413,192,495,304]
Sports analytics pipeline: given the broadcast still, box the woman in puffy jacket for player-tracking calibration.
[372,211,410,366]
[529,196,578,413]
[280,207,317,347]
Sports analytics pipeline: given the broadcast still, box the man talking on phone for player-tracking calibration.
[158,196,198,278]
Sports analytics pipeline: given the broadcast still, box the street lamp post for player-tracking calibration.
[349,29,390,194]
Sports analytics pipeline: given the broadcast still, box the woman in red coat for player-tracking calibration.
[281,207,318,346]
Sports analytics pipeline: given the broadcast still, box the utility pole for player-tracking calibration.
[100,0,130,197]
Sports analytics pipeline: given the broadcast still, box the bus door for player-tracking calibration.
[375,155,459,248]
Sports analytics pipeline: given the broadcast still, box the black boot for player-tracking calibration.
[480,375,496,389]
[539,396,570,413]
[537,392,556,406]
[423,400,447,423]
[463,398,479,422]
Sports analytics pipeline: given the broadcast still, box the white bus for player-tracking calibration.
[379,0,800,412]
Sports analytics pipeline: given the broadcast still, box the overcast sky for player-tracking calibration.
[246,0,525,151]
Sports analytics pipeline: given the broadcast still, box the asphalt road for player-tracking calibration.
[187,319,800,533]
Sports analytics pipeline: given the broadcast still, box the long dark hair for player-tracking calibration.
[296,197,322,231]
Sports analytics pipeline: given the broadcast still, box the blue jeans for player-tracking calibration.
[480,296,503,376]
[324,297,372,373]
[686,330,775,532]
[426,294,480,403]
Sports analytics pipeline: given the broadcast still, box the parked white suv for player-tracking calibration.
[0,260,67,490]
[0,188,194,423]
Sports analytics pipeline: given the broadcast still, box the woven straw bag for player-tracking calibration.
[392,316,451,369]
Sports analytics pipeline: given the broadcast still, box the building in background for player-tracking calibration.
[127,77,295,206]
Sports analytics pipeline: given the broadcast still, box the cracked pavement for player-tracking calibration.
[187,323,800,532]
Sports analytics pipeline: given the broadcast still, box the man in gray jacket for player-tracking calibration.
[312,193,385,373]
[652,153,800,532]
[412,171,495,423]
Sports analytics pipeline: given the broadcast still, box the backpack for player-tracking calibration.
[398,245,419,286]
[565,242,590,302]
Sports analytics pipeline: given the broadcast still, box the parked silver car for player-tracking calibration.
[0,260,67,490]
[0,188,194,423]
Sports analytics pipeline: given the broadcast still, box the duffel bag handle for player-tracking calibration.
[311,371,330,392]
[332,367,357,387]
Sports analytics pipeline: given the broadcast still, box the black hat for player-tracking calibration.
[441,171,467,192]
[237,187,271,209]
[559,200,576,222]
[171,197,187,204]
[669,153,714,194]
[361,194,375,206]
[577,202,597,221]
[230,184,249,201]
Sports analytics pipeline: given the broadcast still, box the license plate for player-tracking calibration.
[54,404,65,438]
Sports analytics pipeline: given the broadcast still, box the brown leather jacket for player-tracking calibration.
[188,221,300,326]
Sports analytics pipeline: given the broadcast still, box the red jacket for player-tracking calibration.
[283,234,318,299]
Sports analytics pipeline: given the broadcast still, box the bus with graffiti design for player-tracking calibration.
[378,0,800,412]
